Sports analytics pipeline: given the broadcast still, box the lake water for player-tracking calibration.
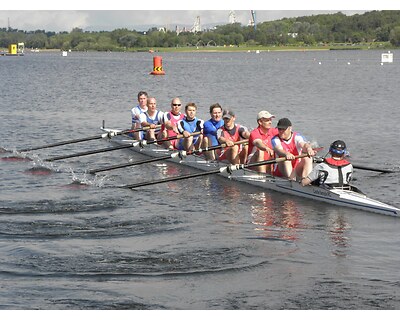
[1,49,400,310]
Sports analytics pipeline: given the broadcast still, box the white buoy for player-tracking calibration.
[381,51,393,63]
[62,51,68,57]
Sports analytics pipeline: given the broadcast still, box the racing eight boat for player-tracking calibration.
[99,127,400,218]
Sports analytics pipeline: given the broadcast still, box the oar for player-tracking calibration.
[44,132,200,162]
[121,153,308,189]
[314,157,395,174]
[17,125,160,152]
[352,164,395,174]
[88,139,248,174]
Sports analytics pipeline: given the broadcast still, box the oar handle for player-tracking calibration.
[183,139,248,157]
[202,139,248,151]
[133,131,201,147]
[122,125,162,134]
[244,153,309,170]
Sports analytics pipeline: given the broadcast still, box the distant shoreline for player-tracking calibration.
[5,44,394,54]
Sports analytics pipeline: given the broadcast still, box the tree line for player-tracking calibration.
[1,11,400,51]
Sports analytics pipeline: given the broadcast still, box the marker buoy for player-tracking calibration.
[150,56,165,75]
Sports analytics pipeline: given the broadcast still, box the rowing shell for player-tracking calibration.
[101,128,400,217]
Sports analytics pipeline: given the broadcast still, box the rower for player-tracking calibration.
[202,103,224,160]
[247,110,278,173]
[176,102,204,151]
[161,97,185,150]
[131,91,148,140]
[301,140,353,188]
[271,118,316,180]
[217,109,250,164]
[139,97,164,141]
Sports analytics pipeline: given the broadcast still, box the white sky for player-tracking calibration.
[1,1,398,32]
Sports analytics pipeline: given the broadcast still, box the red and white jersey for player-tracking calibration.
[162,111,185,136]
[248,126,279,161]
[217,124,248,142]
[271,131,305,156]
[271,131,307,175]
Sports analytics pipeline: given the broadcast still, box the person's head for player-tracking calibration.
[137,91,148,108]
[209,103,222,121]
[170,97,182,115]
[222,109,236,128]
[276,118,292,139]
[257,110,275,130]
[185,102,197,120]
[329,140,347,158]
[147,97,157,113]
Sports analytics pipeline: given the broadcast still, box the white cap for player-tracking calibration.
[257,110,275,120]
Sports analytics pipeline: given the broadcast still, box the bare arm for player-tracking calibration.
[254,139,274,156]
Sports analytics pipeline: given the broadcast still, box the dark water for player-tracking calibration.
[1,50,400,310]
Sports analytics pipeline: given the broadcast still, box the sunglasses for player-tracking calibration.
[172,103,181,106]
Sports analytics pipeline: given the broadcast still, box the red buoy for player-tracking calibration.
[150,56,165,75]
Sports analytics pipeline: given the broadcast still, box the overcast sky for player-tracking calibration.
[1,1,397,32]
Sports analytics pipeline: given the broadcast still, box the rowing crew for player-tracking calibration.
[131,91,353,188]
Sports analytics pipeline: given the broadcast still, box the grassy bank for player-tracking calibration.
[3,42,394,54]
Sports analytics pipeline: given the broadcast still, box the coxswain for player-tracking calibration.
[301,140,353,187]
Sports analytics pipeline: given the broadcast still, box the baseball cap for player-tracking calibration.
[222,109,235,119]
[257,110,275,120]
[276,118,292,129]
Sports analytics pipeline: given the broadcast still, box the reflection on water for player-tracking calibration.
[327,213,351,257]
[250,191,352,253]
[250,192,304,241]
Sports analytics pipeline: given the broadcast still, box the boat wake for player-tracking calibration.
[0,146,11,154]
[23,156,60,175]
[63,168,109,189]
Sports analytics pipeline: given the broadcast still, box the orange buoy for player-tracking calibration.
[150,56,165,75]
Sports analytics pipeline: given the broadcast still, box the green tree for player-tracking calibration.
[389,26,400,46]
[26,32,48,48]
